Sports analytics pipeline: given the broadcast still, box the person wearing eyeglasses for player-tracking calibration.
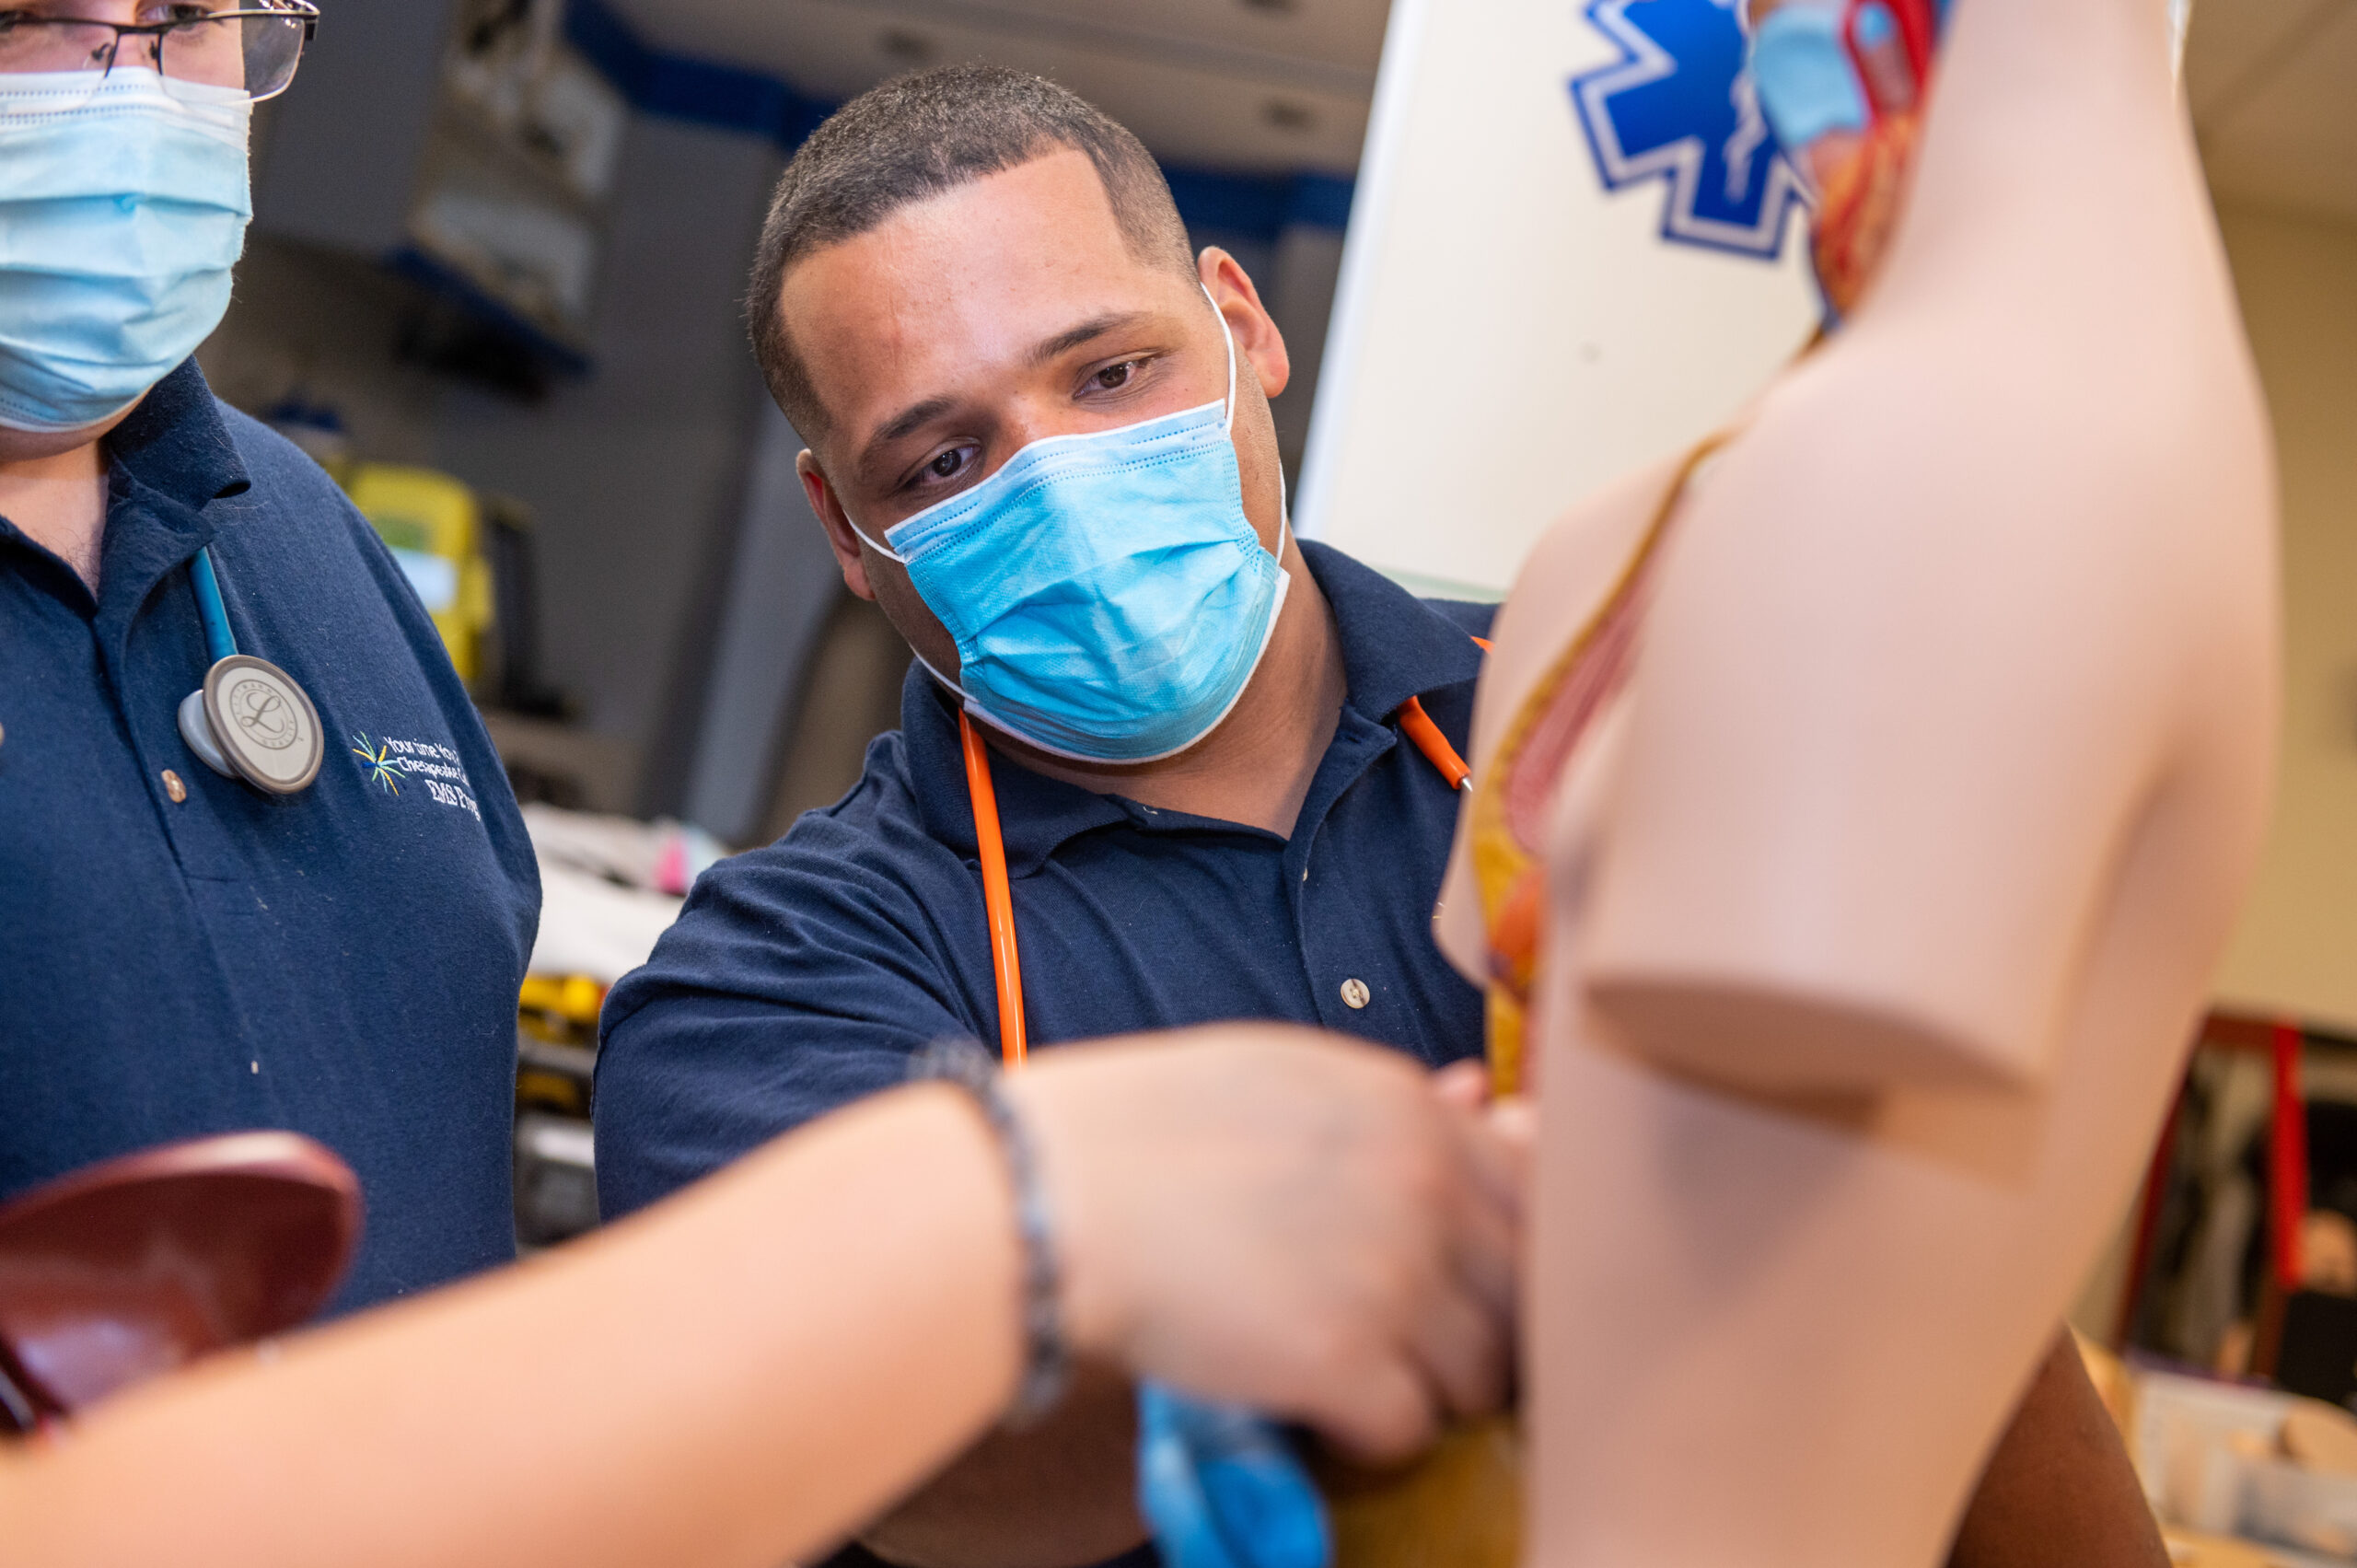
[0,3,542,1311]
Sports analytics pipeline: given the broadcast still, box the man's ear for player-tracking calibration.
[799,449,879,602]
[1199,248,1292,401]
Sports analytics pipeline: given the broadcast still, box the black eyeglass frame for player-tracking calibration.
[0,2,320,104]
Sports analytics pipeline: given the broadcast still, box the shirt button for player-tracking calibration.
[1340,978,1371,1010]
[162,769,188,804]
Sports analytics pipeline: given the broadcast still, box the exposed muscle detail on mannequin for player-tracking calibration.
[1439,0,2276,1561]
[1468,436,1731,1098]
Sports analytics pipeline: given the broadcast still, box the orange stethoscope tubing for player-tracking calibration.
[960,712,1034,1068]
[958,638,1490,1070]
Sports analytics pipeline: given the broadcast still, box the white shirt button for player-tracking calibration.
[1340,978,1371,1010]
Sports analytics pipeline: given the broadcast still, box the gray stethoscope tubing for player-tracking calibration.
[174,546,326,796]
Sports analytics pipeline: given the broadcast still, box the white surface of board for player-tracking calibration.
[1297,0,1821,597]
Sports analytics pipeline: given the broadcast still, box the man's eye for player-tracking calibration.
[1091,361,1141,393]
[921,446,975,484]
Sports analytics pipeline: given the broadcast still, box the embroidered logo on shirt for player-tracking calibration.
[351,733,407,795]
[349,732,480,820]
[1571,0,1807,260]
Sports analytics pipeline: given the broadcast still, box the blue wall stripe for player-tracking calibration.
[566,0,830,143]
[1285,171,1355,232]
[1160,168,1290,238]
[563,0,1352,238]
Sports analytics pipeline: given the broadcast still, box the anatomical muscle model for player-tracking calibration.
[1432,0,2278,1561]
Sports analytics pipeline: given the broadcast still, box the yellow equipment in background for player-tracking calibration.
[518,973,606,1031]
[343,463,495,686]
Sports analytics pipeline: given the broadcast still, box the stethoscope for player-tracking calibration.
[960,641,1486,1067]
[174,546,325,796]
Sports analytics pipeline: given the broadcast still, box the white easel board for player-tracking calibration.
[1297,0,1821,598]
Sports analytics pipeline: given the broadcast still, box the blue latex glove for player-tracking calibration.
[1136,1383,1331,1568]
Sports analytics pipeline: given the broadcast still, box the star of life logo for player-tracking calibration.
[1570,0,1809,260]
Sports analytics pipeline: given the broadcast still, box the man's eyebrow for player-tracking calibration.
[1027,310,1155,367]
[859,395,958,479]
[855,311,1160,481]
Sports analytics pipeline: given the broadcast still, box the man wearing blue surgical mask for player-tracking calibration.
[597,63,2159,1568]
[0,3,540,1309]
[595,67,1494,1568]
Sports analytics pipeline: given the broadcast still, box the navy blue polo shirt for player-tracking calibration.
[0,361,540,1310]
[596,540,1491,1220]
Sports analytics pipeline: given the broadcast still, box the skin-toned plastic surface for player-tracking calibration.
[0,1132,360,1425]
[1434,0,2279,1560]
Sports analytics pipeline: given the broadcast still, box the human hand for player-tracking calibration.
[1005,1027,1521,1464]
[1429,1061,1537,1180]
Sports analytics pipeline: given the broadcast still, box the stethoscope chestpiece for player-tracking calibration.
[177,655,325,796]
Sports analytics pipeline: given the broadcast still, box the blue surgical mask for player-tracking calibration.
[0,69,251,434]
[850,293,1290,765]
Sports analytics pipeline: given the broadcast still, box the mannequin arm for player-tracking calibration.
[0,1029,1518,1568]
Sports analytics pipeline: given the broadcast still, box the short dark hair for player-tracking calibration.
[747,64,1196,443]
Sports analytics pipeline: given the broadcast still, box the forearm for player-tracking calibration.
[3,1086,1025,1568]
[1945,1330,2166,1568]
[860,1365,1148,1568]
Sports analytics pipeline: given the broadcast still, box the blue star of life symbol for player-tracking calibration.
[1570,0,1809,260]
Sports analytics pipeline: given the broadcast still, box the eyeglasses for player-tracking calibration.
[0,2,319,110]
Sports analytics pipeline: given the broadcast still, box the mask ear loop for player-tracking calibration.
[1202,282,1239,439]
[1200,282,1286,559]
[842,497,908,566]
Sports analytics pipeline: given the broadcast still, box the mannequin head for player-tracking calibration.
[1747,0,1943,315]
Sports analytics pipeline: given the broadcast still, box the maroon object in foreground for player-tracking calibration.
[0,1132,361,1433]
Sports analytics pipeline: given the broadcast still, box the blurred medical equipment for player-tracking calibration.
[0,1133,358,1434]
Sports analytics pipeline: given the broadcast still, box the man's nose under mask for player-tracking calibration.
[0,69,252,435]
[848,294,1291,767]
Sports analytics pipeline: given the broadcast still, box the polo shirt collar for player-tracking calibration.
[105,358,251,516]
[86,360,253,654]
[0,360,251,627]
[900,540,1486,876]
[1298,540,1485,718]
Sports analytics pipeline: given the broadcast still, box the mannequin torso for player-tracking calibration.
[1434,0,2277,1560]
